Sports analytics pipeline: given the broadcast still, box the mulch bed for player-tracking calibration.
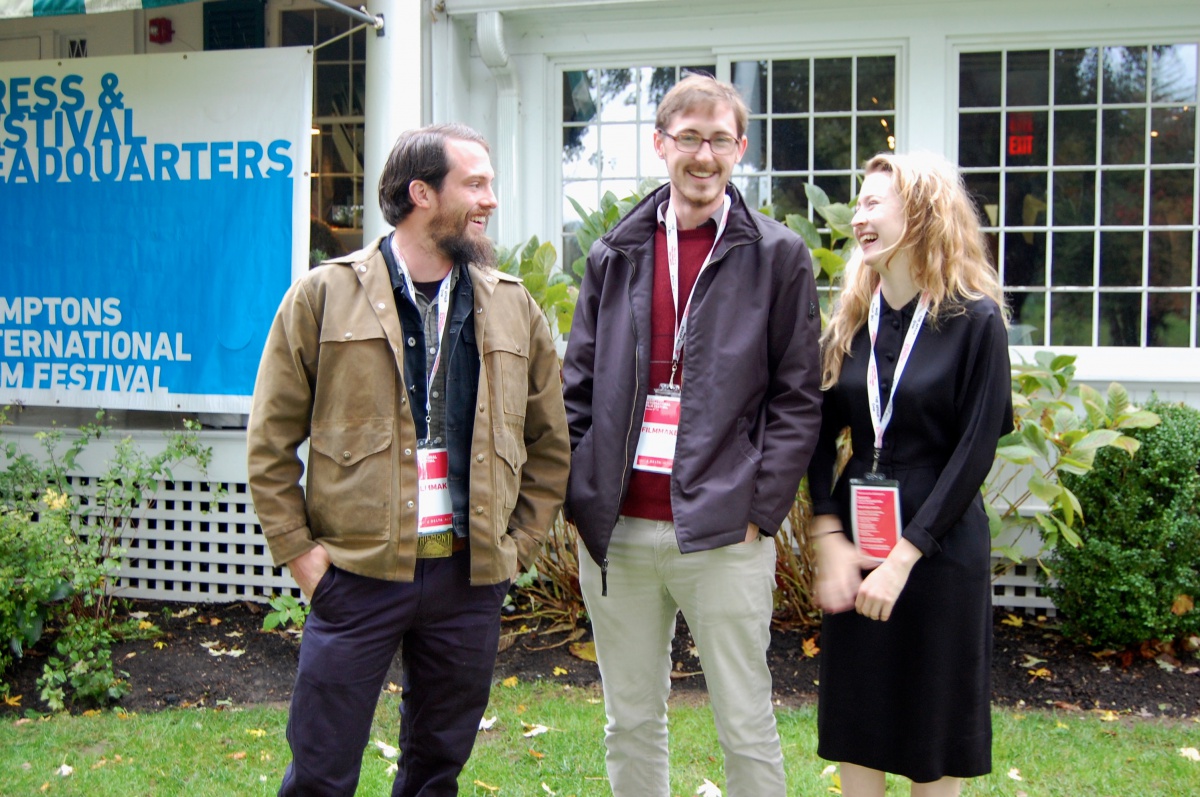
[2,602,1198,719]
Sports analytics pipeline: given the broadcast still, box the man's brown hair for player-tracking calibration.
[655,73,749,138]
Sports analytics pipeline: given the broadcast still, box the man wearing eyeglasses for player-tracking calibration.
[562,74,823,796]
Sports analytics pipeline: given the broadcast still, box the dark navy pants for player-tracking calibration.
[278,551,509,797]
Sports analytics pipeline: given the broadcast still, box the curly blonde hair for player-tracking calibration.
[820,152,1007,389]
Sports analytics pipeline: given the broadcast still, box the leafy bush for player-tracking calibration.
[1049,398,1200,647]
[0,409,217,709]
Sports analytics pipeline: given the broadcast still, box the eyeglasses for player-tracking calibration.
[658,129,740,156]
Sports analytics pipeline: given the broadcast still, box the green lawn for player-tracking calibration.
[1,681,1197,795]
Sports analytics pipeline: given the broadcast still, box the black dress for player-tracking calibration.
[807,294,1013,782]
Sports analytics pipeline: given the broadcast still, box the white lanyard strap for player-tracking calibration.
[389,236,452,422]
[664,194,731,385]
[866,286,929,466]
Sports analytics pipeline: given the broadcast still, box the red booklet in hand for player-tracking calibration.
[849,478,902,562]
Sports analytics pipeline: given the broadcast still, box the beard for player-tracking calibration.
[430,208,496,269]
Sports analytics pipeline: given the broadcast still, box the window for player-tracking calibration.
[730,55,897,216]
[958,44,1199,347]
[560,56,897,269]
[281,8,367,252]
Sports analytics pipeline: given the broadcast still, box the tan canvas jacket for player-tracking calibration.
[247,237,569,585]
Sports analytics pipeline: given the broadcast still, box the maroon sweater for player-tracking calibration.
[620,221,717,521]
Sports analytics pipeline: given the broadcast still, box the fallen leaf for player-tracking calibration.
[528,748,545,759]
[502,676,519,688]
[384,682,402,694]
[1001,614,1024,628]
[1027,667,1052,682]
[56,764,74,776]
[373,740,399,759]
[1097,710,1119,722]
[541,784,556,796]
[3,694,21,707]
[153,641,167,650]
[124,652,137,660]
[128,611,149,620]
[1171,594,1194,616]
[569,641,597,662]
[1020,654,1046,668]
[174,607,197,617]
[225,631,243,638]
[82,709,100,717]
[1179,747,1200,761]
[137,620,154,630]
[695,778,722,796]
[40,783,49,792]
[1157,658,1178,673]
[14,718,31,725]
[523,723,550,738]
[1007,768,1023,781]
[802,637,820,658]
[229,751,247,760]
[208,617,222,626]
[1055,721,1069,729]
[820,765,837,778]
[1051,701,1080,711]
[473,780,500,793]
[552,666,568,676]
[246,728,267,738]
[478,715,497,731]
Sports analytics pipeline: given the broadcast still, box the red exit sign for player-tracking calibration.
[1008,112,1034,156]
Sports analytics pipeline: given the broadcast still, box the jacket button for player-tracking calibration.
[477,307,483,314]
[344,332,352,339]
[401,397,407,404]
[476,454,484,462]
[358,265,366,273]
[516,344,522,353]
[407,500,415,508]
[342,451,351,460]
[377,302,386,310]
[407,337,416,346]
[478,404,485,413]
[475,505,484,515]
[404,448,412,456]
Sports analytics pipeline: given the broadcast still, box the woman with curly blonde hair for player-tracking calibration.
[806,152,1014,797]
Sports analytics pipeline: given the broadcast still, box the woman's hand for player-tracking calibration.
[854,537,921,621]
[811,515,861,614]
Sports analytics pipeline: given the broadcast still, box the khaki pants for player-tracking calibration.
[579,515,786,797]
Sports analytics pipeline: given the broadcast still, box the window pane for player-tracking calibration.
[1007,291,1045,344]
[733,61,767,114]
[1053,110,1096,166]
[857,115,895,164]
[1052,170,1096,226]
[645,67,678,119]
[1101,109,1146,165]
[1101,170,1144,225]
[960,51,1002,108]
[1152,44,1198,103]
[772,118,809,171]
[351,27,366,60]
[1005,111,1047,166]
[1099,292,1143,345]
[1005,231,1046,286]
[814,116,851,171]
[770,176,810,218]
[1054,48,1098,105]
[1100,231,1144,287]
[594,69,638,124]
[562,126,597,178]
[741,118,766,171]
[959,113,1001,167]
[1051,232,1095,286]
[315,9,350,61]
[316,64,351,116]
[814,173,853,205]
[323,176,359,227]
[1051,293,1094,346]
[1007,50,1050,106]
[1103,46,1148,103]
[773,60,809,113]
[316,122,360,174]
[1151,106,1197,165]
[564,71,598,124]
[858,56,895,110]
[1149,294,1190,346]
[280,12,313,47]
[563,181,598,221]
[1150,169,1194,226]
[964,173,1000,226]
[350,63,365,115]
[814,57,852,112]
[1149,230,1193,287]
[1006,171,1047,228]
[598,124,638,177]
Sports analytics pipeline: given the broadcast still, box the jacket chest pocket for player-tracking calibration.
[481,335,529,423]
[315,320,397,419]
[307,418,393,540]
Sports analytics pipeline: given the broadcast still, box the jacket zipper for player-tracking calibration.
[605,246,642,598]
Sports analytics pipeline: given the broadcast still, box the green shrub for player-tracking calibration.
[1049,398,1200,647]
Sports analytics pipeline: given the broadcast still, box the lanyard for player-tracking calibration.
[663,194,731,386]
[389,235,452,427]
[866,286,929,472]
